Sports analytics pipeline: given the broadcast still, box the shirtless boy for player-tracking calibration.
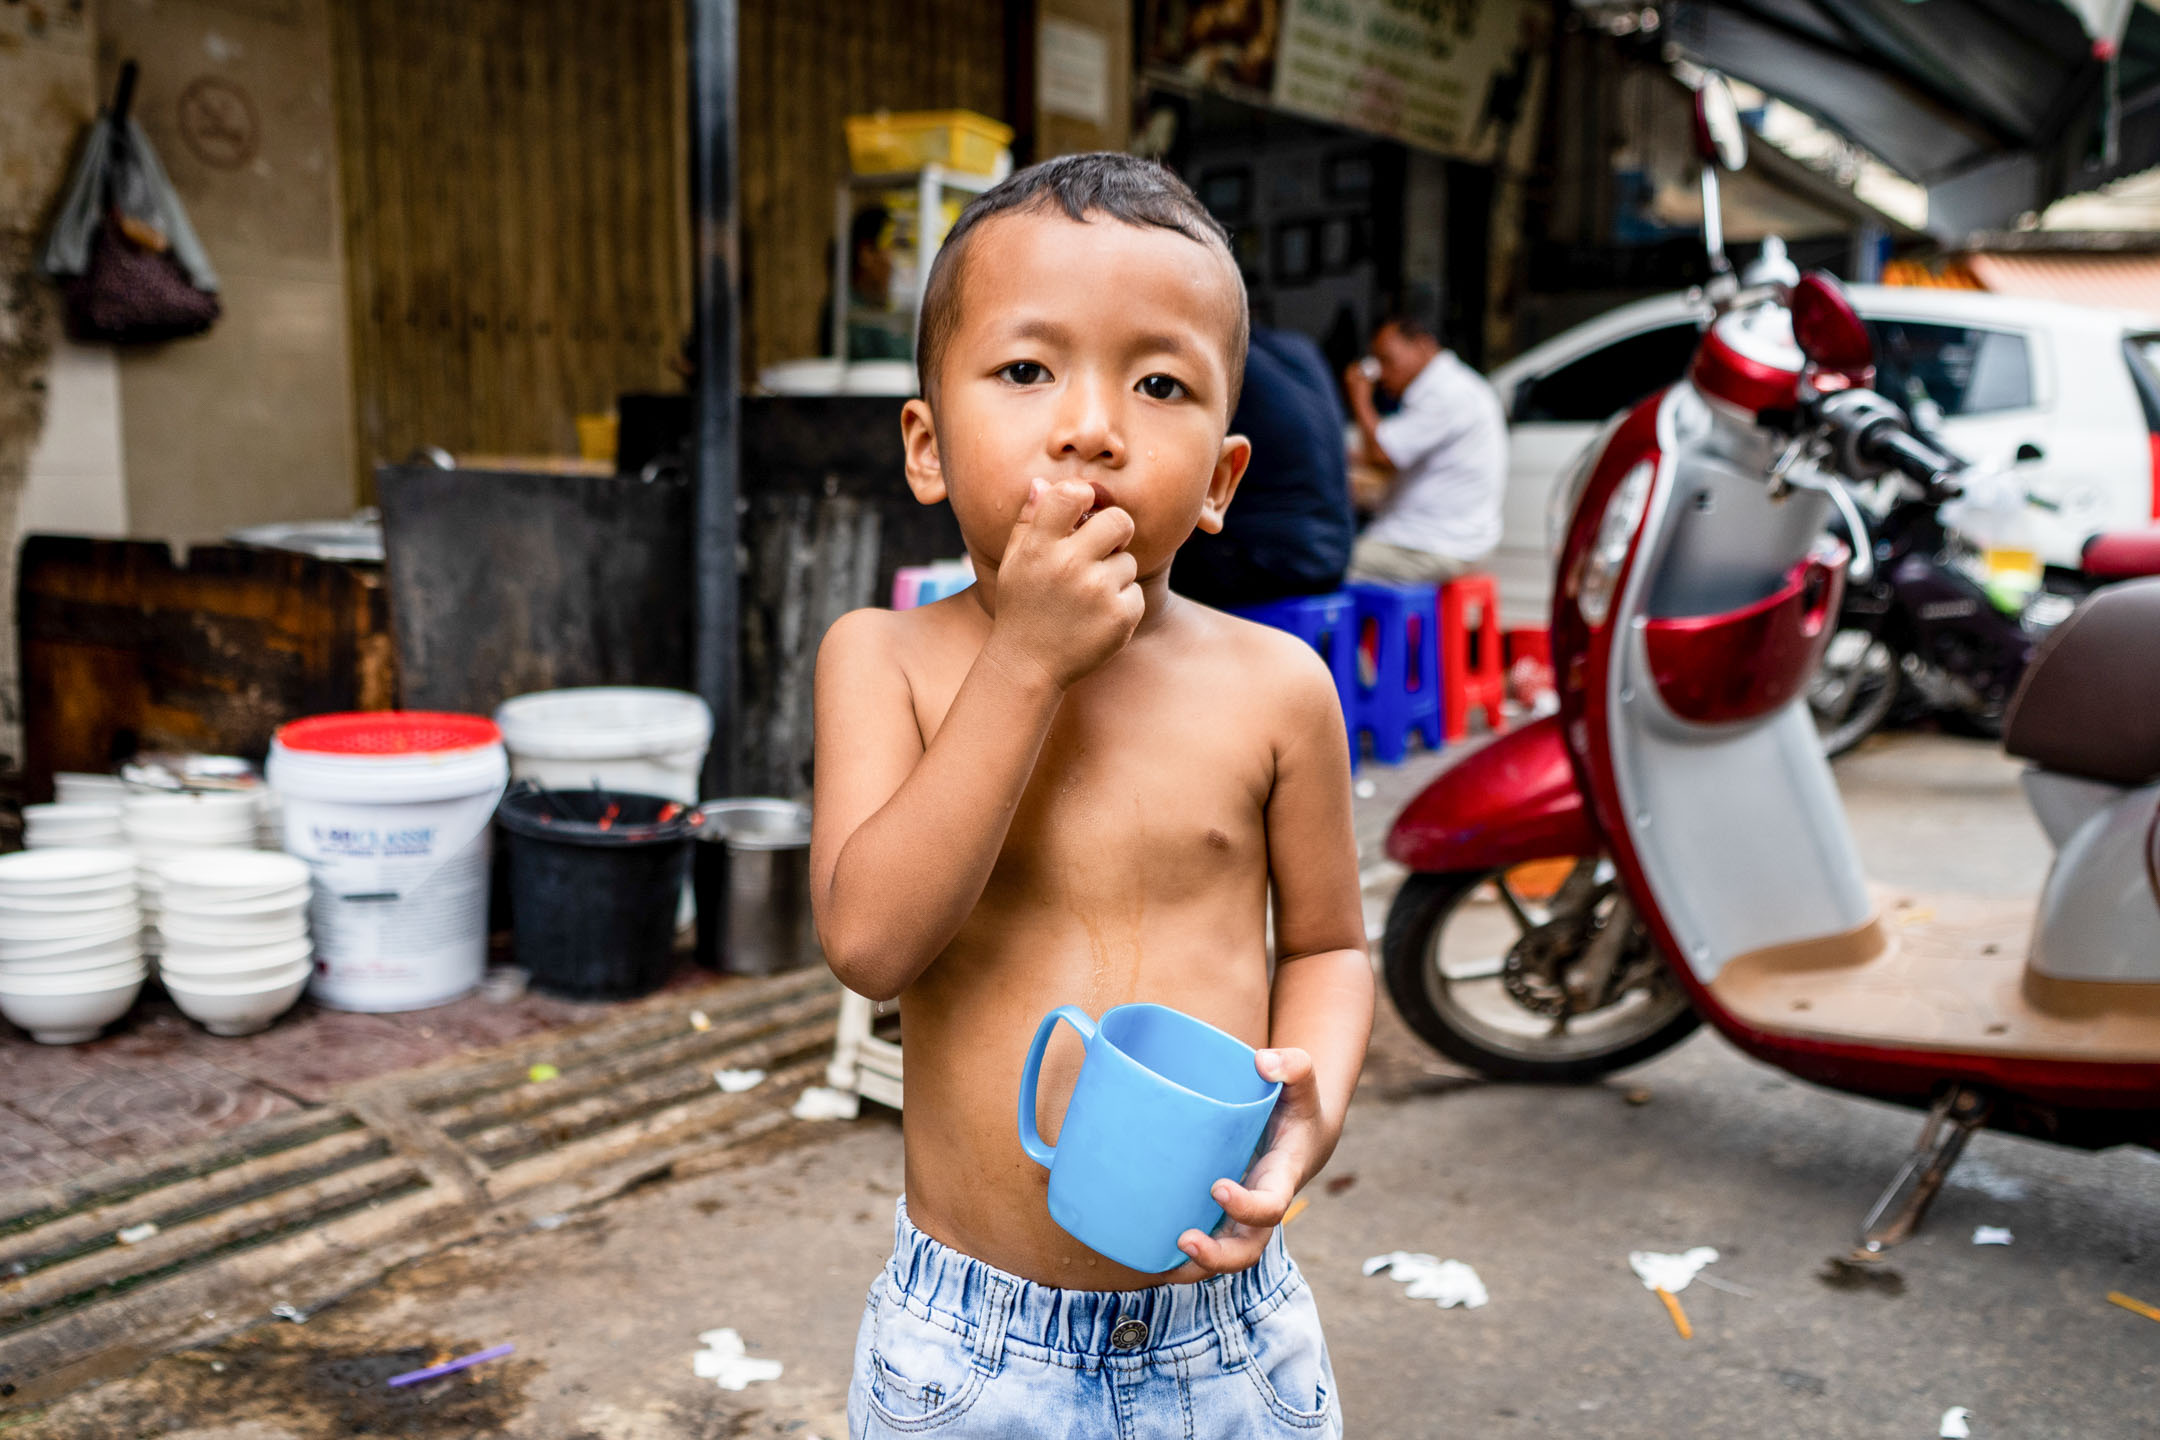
[812,153,1372,1438]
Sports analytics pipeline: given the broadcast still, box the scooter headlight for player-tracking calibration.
[1572,459,1655,628]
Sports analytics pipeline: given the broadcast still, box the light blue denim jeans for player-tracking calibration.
[848,1201,1342,1438]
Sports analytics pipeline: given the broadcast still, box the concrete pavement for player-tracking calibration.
[12,732,2158,1439]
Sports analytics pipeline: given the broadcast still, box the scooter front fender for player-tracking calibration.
[1384,714,1601,873]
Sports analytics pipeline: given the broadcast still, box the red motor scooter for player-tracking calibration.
[1379,74,2160,1247]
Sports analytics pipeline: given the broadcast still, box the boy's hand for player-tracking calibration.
[987,478,1143,690]
[1169,1047,1324,1280]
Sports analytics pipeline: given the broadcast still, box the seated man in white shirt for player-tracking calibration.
[1342,312,1508,585]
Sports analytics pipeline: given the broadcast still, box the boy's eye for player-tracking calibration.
[1137,374,1188,401]
[997,361,1049,386]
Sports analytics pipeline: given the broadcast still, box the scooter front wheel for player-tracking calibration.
[1382,864,1699,1083]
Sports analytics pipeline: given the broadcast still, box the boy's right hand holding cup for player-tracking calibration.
[987,478,1144,690]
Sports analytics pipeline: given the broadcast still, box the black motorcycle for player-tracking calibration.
[1809,490,2086,757]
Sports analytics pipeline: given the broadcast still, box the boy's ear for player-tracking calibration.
[901,399,947,506]
[1194,433,1252,536]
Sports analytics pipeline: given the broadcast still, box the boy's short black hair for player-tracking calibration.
[916,152,1250,413]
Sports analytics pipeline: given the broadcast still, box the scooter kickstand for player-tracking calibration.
[1856,1086,1991,1254]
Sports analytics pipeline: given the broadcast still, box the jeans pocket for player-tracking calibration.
[863,1296,982,1431]
[1238,1280,1336,1429]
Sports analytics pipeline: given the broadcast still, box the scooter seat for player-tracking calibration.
[2082,528,2160,579]
[2005,577,2160,786]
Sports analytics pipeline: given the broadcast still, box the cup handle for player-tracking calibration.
[1017,1005,1096,1170]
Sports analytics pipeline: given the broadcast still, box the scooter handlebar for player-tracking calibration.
[1860,425,1962,495]
[1811,389,1963,499]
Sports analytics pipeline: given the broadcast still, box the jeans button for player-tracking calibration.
[1110,1317,1148,1351]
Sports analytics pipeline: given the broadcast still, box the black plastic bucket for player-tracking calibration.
[496,784,696,999]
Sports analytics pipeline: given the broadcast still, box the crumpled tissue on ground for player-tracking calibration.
[792,1085,860,1121]
[1939,1404,1973,1437]
[714,1068,767,1093]
[1971,1225,2013,1246]
[1363,1252,1489,1309]
[1627,1247,1719,1293]
[693,1328,784,1390]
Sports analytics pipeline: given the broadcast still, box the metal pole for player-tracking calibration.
[687,0,740,798]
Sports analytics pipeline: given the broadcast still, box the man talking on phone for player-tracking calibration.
[1342,309,1507,586]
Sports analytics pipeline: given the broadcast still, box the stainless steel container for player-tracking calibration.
[693,798,815,975]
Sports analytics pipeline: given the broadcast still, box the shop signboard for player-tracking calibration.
[1272,0,1532,158]
[1146,0,1537,160]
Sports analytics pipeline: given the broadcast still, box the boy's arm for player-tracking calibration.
[811,480,1142,1001]
[1177,640,1371,1276]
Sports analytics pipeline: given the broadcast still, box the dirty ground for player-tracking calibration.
[8,734,2159,1439]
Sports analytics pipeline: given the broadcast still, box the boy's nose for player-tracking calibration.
[1048,376,1124,467]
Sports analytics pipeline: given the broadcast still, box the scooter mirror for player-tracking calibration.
[1791,271,1874,378]
[1694,74,1748,171]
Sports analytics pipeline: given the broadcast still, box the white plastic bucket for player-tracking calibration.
[267,712,507,1013]
[493,688,712,805]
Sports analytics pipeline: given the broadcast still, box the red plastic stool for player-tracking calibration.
[1440,573,1507,742]
[1504,627,1555,710]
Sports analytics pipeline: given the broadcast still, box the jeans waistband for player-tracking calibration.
[884,1199,1299,1361]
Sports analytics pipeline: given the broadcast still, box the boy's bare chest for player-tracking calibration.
[917,657,1275,890]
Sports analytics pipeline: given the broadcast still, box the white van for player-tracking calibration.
[1485,286,2160,626]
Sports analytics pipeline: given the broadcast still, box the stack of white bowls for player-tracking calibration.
[54,772,130,807]
[23,803,124,849]
[122,791,262,860]
[154,852,313,1036]
[124,792,262,953]
[0,850,146,1044]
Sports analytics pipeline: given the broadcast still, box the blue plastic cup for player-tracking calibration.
[1017,1002,1283,1273]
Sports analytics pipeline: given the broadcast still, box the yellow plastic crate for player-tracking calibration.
[846,110,1013,177]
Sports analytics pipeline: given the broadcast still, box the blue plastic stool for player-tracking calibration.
[1349,581,1444,764]
[1232,591,1359,768]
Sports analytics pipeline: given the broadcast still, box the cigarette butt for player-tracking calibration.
[1654,1286,1692,1339]
[2107,1290,2160,1324]
[1282,1197,1310,1226]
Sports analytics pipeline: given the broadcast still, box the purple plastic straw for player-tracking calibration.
[387,1343,515,1388]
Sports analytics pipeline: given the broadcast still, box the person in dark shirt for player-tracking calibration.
[1171,325,1353,608]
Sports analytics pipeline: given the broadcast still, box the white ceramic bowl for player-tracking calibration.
[0,848,136,894]
[124,792,260,823]
[0,938,143,976]
[25,801,121,825]
[154,851,310,897]
[128,844,255,868]
[124,825,261,849]
[23,830,126,849]
[0,968,146,1043]
[162,960,311,1037]
[0,956,146,989]
[160,892,310,925]
[160,917,310,951]
[124,812,258,827]
[156,939,310,986]
[54,773,131,805]
[0,882,139,914]
[158,936,308,967]
[0,905,143,942]
[0,918,147,962]
[24,816,124,835]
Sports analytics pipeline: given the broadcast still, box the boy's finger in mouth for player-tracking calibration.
[1071,481,1116,528]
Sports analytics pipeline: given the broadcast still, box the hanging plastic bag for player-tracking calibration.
[39,64,221,343]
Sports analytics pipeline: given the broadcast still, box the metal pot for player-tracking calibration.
[693,798,815,976]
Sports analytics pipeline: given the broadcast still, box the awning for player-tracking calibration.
[1962,250,2160,311]
[1655,0,2160,234]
